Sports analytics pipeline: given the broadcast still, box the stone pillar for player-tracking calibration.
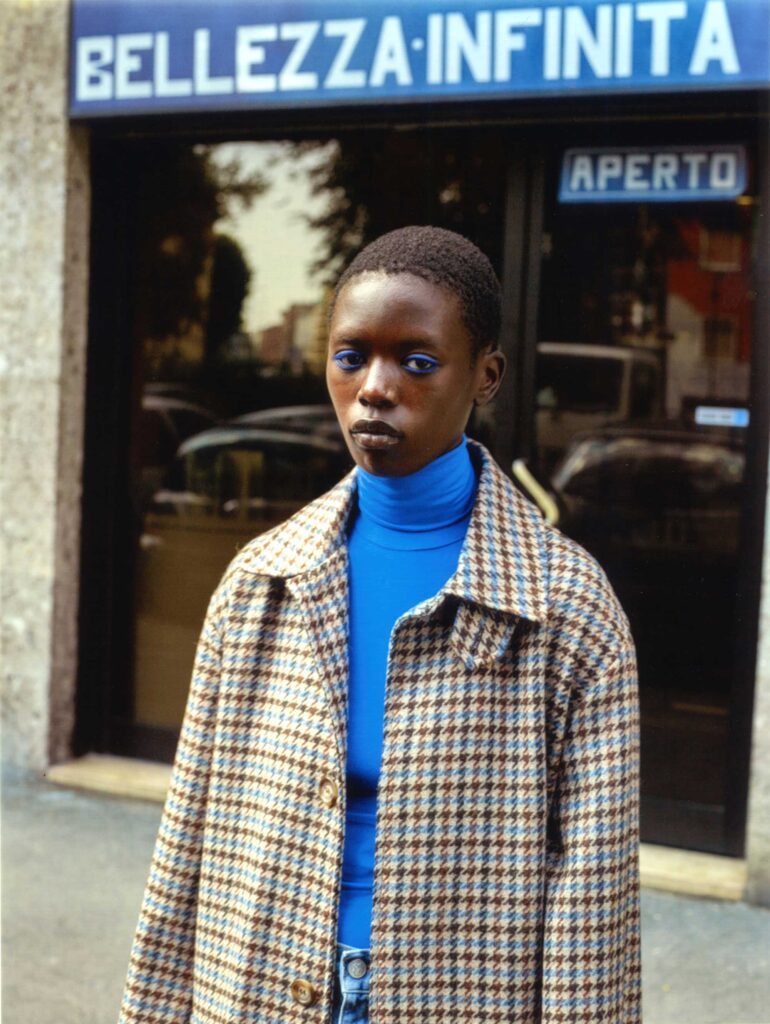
[745,112,770,908]
[0,0,90,772]
[747,478,770,906]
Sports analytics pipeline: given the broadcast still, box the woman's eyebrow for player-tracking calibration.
[329,335,441,350]
[394,337,442,352]
[329,334,367,347]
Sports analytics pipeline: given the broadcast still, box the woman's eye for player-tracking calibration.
[333,350,365,370]
[402,354,440,375]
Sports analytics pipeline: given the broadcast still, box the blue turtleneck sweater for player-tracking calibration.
[337,438,478,948]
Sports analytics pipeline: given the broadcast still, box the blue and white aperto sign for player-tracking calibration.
[559,144,748,201]
[70,0,770,118]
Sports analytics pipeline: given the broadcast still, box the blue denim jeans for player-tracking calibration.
[330,944,371,1024]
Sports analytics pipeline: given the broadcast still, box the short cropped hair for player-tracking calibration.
[331,226,501,356]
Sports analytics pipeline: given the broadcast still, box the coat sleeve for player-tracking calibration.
[541,629,641,1024]
[118,580,227,1023]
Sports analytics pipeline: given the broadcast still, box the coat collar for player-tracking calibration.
[239,440,548,625]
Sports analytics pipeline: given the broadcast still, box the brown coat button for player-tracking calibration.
[318,777,339,808]
[290,978,318,1007]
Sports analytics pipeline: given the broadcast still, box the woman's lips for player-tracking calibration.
[350,418,404,450]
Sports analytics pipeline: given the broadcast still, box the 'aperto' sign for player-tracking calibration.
[70,0,770,118]
[559,145,748,202]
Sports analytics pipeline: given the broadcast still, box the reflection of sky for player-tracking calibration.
[209,141,335,334]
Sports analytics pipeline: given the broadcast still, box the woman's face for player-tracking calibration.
[327,272,504,477]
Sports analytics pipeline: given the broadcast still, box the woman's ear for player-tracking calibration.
[474,348,506,406]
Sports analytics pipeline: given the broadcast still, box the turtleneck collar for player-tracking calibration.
[352,437,477,550]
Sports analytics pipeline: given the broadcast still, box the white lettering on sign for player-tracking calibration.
[236,25,277,93]
[494,9,542,81]
[76,36,114,101]
[682,151,707,186]
[154,32,193,96]
[115,33,153,99]
[562,146,745,201]
[695,405,749,426]
[624,153,651,189]
[614,3,634,76]
[426,13,444,84]
[369,16,412,86]
[445,12,492,84]
[596,153,623,189]
[689,0,740,73]
[711,152,737,187]
[569,155,595,190]
[195,29,234,94]
[636,2,687,75]
[543,8,561,80]
[279,22,320,90]
[563,4,614,79]
[72,0,749,105]
[323,19,366,88]
[652,152,678,188]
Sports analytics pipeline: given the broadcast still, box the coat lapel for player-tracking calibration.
[287,548,350,764]
[442,441,548,670]
[238,470,357,764]
[444,440,549,624]
[237,440,551,755]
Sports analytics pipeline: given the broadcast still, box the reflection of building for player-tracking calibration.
[665,222,752,416]
[258,323,289,365]
[289,302,324,373]
[258,301,324,372]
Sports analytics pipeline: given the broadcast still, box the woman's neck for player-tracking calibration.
[355,437,476,533]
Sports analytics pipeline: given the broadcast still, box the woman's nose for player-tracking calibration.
[357,359,397,408]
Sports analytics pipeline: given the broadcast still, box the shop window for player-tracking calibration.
[110,132,507,749]
[536,170,757,852]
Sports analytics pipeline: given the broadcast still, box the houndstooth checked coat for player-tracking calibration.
[120,440,641,1024]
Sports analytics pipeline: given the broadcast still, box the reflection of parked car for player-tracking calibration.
[551,424,745,698]
[134,426,352,728]
[234,404,341,439]
[138,394,219,506]
[151,426,351,524]
[536,343,663,473]
[552,424,744,557]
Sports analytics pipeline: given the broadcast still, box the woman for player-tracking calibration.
[119,226,641,1024]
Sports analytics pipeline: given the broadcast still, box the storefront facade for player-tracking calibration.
[4,0,770,902]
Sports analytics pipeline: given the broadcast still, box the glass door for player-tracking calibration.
[533,150,759,853]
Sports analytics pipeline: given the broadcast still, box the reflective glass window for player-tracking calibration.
[536,171,757,850]
[123,133,506,736]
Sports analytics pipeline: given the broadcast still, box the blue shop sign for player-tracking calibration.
[559,144,748,202]
[695,405,750,426]
[70,0,770,117]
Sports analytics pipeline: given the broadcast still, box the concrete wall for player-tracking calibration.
[0,0,90,771]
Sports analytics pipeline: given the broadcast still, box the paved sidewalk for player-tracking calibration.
[3,773,770,1024]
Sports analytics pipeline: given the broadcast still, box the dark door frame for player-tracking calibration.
[723,101,770,857]
[494,152,545,472]
[501,121,770,857]
[76,95,769,856]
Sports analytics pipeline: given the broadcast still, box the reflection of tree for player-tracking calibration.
[292,132,506,282]
[133,146,265,368]
[205,235,252,363]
